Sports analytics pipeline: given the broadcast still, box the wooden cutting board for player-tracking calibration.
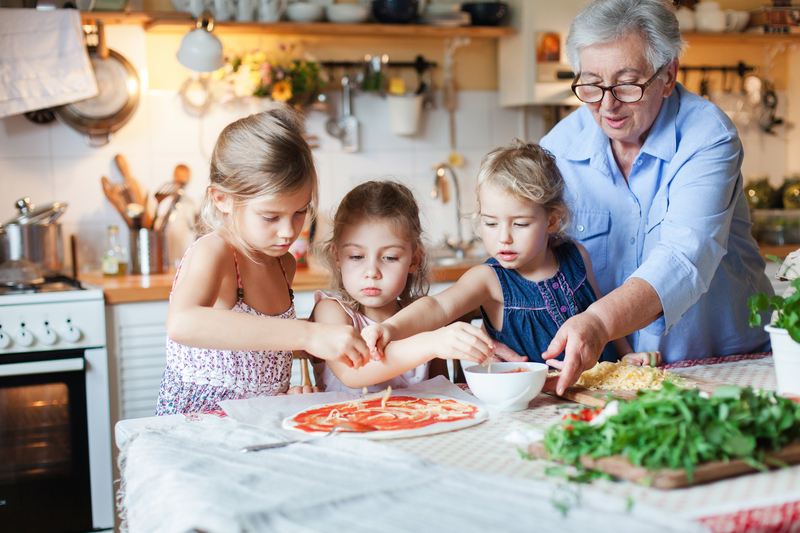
[545,374,725,407]
[527,440,800,489]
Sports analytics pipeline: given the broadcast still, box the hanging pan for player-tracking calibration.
[52,21,140,147]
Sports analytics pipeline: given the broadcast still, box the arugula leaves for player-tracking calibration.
[541,382,800,484]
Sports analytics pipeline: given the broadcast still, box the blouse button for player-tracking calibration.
[552,282,559,289]
[577,224,585,232]
[560,305,568,313]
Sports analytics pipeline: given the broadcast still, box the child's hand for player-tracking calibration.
[279,385,320,395]
[488,341,528,363]
[428,323,495,362]
[306,324,370,369]
[360,323,394,361]
[621,350,662,367]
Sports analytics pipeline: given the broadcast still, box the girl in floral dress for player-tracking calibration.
[156,104,370,415]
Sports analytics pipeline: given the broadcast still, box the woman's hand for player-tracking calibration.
[360,323,395,361]
[278,384,320,395]
[305,323,370,369]
[426,323,495,362]
[541,308,610,395]
[621,350,662,367]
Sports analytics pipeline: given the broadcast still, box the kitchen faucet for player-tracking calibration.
[431,162,472,258]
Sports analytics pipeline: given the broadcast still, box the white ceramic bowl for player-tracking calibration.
[325,4,370,23]
[286,2,325,22]
[464,362,548,411]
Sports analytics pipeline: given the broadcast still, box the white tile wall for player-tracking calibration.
[0,24,791,274]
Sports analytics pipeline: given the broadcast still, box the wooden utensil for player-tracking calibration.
[115,154,152,228]
[173,164,190,187]
[101,176,132,227]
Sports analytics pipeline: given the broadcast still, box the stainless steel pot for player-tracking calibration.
[0,198,67,276]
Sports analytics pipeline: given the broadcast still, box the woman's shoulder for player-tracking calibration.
[540,106,595,154]
[673,84,737,136]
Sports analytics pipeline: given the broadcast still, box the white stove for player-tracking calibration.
[0,276,114,533]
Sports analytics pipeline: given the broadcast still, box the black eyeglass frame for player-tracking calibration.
[571,63,669,104]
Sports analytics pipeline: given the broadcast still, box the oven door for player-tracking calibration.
[0,350,93,533]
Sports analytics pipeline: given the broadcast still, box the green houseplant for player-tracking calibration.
[748,254,800,396]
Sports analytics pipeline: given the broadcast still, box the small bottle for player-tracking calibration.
[102,225,128,276]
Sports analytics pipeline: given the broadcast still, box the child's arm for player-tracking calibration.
[361,264,499,356]
[166,237,369,368]
[571,243,662,367]
[312,298,493,389]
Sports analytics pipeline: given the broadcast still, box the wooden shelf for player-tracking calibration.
[683,31,800,44]
[80,11,515,37]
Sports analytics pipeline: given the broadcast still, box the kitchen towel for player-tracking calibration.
[117,415,711,533]
[0,8,98,119]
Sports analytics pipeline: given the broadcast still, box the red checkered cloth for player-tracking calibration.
[698,501,800,533]
[663,352,772,370]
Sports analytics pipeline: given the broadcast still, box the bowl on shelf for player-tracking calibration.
[325,3,370,23]
[461,1,507,26]
[372,0,419,23]
[464,362,548,412]
[286,2,325,22]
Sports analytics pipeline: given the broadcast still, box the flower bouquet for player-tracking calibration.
[213,44,325,108]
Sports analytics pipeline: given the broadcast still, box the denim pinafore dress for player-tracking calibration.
[480,241,618,364]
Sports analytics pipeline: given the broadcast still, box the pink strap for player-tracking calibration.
[171,234,244,301]
[277,255,294,302]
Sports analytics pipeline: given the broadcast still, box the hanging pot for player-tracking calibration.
[0,198,67,277]
[51,21,140,147]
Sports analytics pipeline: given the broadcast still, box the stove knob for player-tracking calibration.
[14,328,34,347]
[39,327,58,345]
[61,324,81,343]
[0,331,10,349]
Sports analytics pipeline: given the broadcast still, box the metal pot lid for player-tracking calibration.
[5,198,68,226]
[0,258,45,286]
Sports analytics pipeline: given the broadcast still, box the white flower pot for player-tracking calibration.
[766,325,800,396]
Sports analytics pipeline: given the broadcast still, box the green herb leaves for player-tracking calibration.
[541,382,800,484]
[748,269,800,343]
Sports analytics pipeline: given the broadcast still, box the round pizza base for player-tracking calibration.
[281,393,489,440]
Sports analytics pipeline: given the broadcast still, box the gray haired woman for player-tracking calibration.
[540,0,772,394]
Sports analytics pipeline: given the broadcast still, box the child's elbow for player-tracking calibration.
[166,315,190,345]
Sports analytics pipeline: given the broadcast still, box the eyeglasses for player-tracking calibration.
[571,64,668,104]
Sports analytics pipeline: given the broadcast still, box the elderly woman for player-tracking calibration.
[539,0,773,394]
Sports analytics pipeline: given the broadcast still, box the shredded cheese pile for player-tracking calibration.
[572,361,678,391]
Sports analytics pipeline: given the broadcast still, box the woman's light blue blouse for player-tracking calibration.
[540,83,772,362]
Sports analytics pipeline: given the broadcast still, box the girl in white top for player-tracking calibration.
[156,104,370,415]
[309,180,495,393]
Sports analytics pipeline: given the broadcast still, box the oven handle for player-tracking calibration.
[0,357,84,377]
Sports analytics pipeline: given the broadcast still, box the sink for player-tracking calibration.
[430,244,487,267]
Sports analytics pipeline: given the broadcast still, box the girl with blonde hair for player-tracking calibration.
[156,104,370,415]
[362,140,659,368]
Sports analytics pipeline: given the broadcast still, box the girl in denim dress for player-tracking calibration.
[362,139,659,369]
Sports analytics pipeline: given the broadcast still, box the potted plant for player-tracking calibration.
[748,253,800,396]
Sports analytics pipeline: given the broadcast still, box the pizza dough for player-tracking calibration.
[282,394,489,440]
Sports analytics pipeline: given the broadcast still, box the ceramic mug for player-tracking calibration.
[694,0,726,32]
[675,6,695,32]
[213,0,233,21]
[257,0,287,22]
[725,9,750,32]
[237,0,255,21]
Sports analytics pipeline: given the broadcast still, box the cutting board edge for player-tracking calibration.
[527,441,800,490]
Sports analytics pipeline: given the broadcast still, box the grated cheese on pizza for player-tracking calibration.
[571,361,678,391]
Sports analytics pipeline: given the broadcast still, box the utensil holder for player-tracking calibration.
[387,93,423,136]
[130,228,168,275]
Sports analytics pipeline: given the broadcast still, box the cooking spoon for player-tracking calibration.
[240,420,376,453]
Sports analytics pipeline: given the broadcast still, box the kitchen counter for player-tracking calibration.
[78,262,477,305]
